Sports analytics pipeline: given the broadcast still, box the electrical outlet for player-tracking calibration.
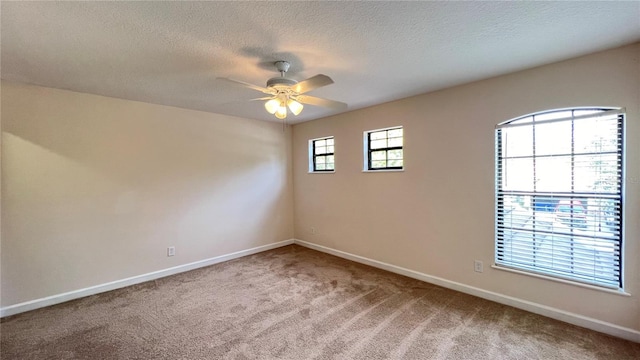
[474,260,483,273]
[167,246,176,257]
[311,227,317,235]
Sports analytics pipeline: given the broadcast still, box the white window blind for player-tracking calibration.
[495,108,624,289]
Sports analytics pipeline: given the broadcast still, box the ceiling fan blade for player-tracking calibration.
[292,74,334,94]
[248,97,273,101]
[216,77,272,94]
[296,95,347,110]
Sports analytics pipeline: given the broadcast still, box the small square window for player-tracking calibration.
[309,136,335,172]
[364,127,403,171]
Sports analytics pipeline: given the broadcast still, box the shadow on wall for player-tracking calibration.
[1,84,292,306]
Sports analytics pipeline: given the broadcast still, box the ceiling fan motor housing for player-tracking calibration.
[267,60,298,89]
[266,77,298,89]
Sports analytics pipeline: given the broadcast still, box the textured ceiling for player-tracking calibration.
[2,1,639,124]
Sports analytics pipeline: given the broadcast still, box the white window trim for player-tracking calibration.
[308,136,335,173]
[495,107,624,290]
[491,264,631,296]
[362,169,405,173]
[363,126,404,171]
[497,107,624,129]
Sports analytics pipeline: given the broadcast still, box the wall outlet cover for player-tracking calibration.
[474,260,483,273]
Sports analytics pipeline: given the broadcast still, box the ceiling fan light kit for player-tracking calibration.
[218,60,347,121]
[287,99,304,115]
[264,98,282,114]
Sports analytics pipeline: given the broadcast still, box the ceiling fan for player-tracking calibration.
[217,61,347,120]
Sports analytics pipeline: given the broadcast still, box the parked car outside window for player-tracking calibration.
[555,200,587,229]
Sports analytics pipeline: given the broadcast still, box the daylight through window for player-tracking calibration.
[365,127,403,170]
[495,108,624,289]
[311,137,335,172]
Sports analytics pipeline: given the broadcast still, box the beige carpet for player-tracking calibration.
[1,245,639,359]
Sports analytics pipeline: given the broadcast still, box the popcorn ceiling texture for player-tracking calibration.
[1,1,639,123]
[2,245,639,359]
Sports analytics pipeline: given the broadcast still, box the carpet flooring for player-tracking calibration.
[1,244,639,359]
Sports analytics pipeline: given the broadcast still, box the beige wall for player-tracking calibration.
[1,82,293,306]
[292,43,640,331]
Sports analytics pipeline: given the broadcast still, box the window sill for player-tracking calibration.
[308,171,335,174]
[362,169,404,173]
[491,265,631,296]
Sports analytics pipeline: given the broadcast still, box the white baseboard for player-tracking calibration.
[0,239,295,318]
[4,238,638,343]
[293,239,640,343]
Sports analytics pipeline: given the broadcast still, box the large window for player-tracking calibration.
[309,137,335,172]
[495,108,624,289]
[364,127,403,170]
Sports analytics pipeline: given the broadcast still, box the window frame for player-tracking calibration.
[363,126,404,171]
[308,136,335,173]
[494,107,625,290]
